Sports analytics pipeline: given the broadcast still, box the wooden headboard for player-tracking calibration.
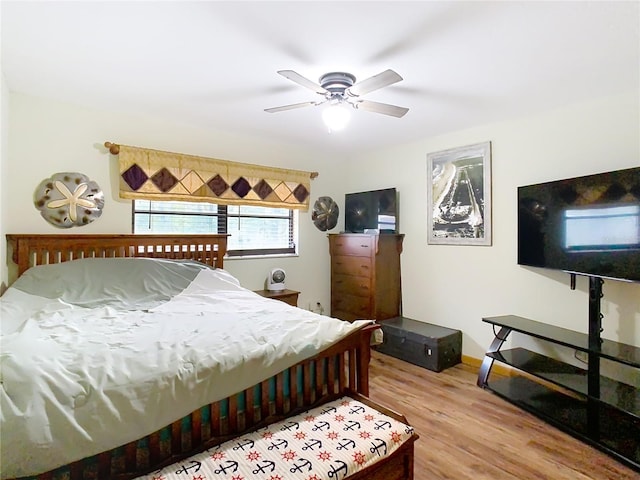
[7,234,229,277]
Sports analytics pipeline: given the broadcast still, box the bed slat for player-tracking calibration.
[229,395,238,433]
[328,356,336,395]
[98,452,111,478]
[211,401,221,437]
[339,354,346,391]
[315,359,324,399]
[349,350,356,390]
[303,362,312,405]
[170,420,181,455]
[261,379,270,420]
[191,409,202,448]
[276,372,285,415]
[124,443,137,472]
[290,365,299,409]
[245,385,255,428]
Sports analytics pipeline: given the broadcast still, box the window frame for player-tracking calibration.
[131,200,298,258]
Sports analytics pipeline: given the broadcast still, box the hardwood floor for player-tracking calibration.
[367,351,639,480]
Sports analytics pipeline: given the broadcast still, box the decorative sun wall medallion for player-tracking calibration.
[34,172,105,228]
[311,196,339,231]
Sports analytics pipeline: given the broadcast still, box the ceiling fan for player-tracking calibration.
[264,69,409,120]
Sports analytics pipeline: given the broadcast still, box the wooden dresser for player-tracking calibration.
[329,233,404,322]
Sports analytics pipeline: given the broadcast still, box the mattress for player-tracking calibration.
[0,258,370,478]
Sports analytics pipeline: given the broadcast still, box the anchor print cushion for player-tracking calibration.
[134,396,414,480]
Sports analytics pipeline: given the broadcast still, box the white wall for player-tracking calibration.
[344,91,640,380]
[2,92,347,311]
[0,72,9,292]
[4,91,639,378]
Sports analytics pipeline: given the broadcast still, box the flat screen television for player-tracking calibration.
[518,167,640,282]
[345,187,398,234]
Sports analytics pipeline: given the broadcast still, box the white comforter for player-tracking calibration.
[0,266,369,478]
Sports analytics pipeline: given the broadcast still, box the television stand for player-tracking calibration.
[478,278,640,471]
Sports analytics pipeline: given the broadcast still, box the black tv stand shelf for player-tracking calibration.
[486,348,639,417]
[478,279,640,472]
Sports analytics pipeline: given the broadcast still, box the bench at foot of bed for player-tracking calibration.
[133,393,418,480]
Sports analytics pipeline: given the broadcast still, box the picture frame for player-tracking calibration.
[426,141,492,246]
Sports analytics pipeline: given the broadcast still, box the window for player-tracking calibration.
[133,200,297,257]
[564,205,640,252]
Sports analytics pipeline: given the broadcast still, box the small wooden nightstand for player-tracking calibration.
[254,289,300,307]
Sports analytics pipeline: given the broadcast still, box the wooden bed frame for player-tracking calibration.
[5,234,380,480]
[7,234,229,278]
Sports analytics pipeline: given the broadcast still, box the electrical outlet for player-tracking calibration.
[309,302,325,315]
[308,302,324,315]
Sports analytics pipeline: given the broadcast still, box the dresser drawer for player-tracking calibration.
[331,294,372,319]
[332,274,371,297]
[330,235,374,256]
[332,255,372,276]
[331,309,366,323]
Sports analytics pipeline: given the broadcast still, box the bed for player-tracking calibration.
[2,234,380,480]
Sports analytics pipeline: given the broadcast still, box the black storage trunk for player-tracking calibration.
[375,316,462,372]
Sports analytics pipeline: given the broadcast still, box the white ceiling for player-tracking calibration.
[2,1,639,155]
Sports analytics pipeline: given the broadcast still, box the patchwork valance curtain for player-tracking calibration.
[117,145,314,211]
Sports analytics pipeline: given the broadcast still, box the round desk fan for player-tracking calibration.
[267,267,286,291]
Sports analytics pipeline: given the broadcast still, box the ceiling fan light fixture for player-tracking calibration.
[322,104,351,132]
[319,72,356,93]
[266,69,408,124]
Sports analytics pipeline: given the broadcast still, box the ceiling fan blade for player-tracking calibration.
[264,101,318,113]
[277,70,328,95]
[354,100,409,118]
[346,69,403,97]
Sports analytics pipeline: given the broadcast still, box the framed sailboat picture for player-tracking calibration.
[426,141,492,246]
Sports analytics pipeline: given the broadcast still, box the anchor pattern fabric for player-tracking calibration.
[134,396,414,480]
